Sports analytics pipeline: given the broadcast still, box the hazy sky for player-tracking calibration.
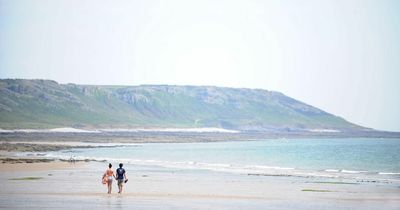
[0,0,399,131]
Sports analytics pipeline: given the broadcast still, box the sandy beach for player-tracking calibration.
[1,159,399,209]
[2,0,400,208]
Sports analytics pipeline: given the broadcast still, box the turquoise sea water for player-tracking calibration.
[50,138,400,182]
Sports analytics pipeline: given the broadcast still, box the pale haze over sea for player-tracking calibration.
[0,0,399,131]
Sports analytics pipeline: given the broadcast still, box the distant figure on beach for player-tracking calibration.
[69,155,76,164]
[102,163,116,194]
[116,163,128,194]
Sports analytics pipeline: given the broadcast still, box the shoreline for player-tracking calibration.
[0,161,399,209]
[1,140,400,185]
[1,157,397,185]
[1,139,400,209]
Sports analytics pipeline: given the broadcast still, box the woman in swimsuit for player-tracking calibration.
[103,163,116,194]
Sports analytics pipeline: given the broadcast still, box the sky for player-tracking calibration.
[0,0,399,131]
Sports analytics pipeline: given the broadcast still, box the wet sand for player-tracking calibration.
[0,161,84,171]
[0,161,399,209]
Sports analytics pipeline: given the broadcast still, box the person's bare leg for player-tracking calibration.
[108,182,112,194]
[118,182,121,193]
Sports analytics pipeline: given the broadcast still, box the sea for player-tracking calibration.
[47,138,400,183]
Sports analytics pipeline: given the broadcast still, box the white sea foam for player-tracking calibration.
[378,172,400,175]
[248,165,295,170]
[308,129,340,133]
[48,128,99,133]
[325,169,340,172]
[0,129,37,133]
[340,170,368,174]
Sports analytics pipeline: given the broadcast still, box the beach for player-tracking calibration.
[1,143,400,209]
[2,0,400,209]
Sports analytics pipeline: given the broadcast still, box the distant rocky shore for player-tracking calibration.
[1,129,399,145]
[0,142,118,164]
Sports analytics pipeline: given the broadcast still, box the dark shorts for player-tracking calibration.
[117,179,124,186]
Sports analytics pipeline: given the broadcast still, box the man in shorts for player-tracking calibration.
[116,163,128,194]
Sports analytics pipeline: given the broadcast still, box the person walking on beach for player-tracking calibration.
[116,163,128,194]
[103,163,116,194]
